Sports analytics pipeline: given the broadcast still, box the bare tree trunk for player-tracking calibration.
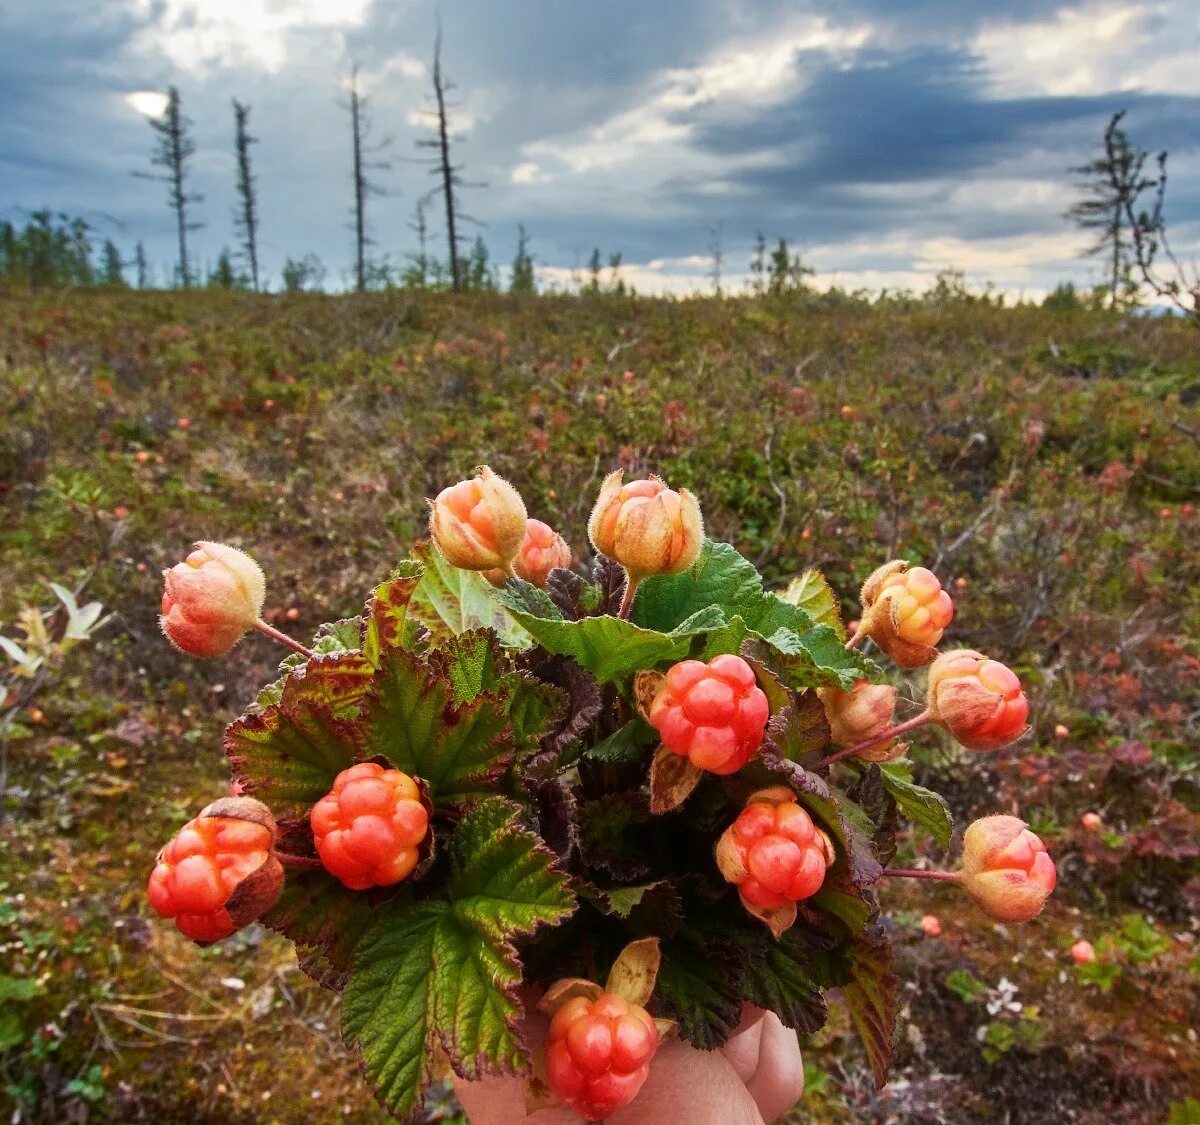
[350,71,367,293]
[432,30,460,293]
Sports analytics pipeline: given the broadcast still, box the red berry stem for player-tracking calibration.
[882,867,961,882]
[845,624,867,650]
[814,708,932,769]
[616,573,640,620]
[253,618,316,660]
[276,852,325,870]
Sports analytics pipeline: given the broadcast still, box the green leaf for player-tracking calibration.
[583,719,655,766]
[753,626,875,691]
[739,927,829,1035]
[634,541,770,631]
[498,581,721,683]
[0,974,43,1004]
[264,867,380,990]
[878,762,953,850]
[411,541,529,648]
[780,569,845,639]
[363,648,514,806]
[364,560,425,663]
[225,697,362,824]
[342,799,574,1121]
[657,923,745,1049]
[841,928,898,1089]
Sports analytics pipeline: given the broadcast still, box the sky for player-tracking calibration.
[2,0,1198,297]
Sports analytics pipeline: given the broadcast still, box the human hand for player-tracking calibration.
[455,1003,804,1124]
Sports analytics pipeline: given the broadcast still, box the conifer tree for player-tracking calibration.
[510,224,535,294]
[140,87,203,288]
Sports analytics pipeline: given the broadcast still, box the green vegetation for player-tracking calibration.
[0,288,1197,1121]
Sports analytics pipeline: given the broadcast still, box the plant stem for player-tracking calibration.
[276,852,325,870]
[616,573,640,620]
[882,867,961,882]
[845,624,866,650]
[253,619,316,660]
[814,709,933,769]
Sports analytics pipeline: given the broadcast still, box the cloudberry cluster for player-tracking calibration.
[311,763,429,890]
[545,992,661,1120]
[647,654,770,774]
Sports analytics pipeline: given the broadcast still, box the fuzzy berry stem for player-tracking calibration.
[253,618,316,660]
[276,852,325,870]
[815,708,933,769]
[617,573,641,620]
[845,624,867,650]
[882,867,961,882]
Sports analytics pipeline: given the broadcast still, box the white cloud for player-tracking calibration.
[510,161,548,184]
[975,1,1200,96]
[124,90,169,118]
[127,0,373,74]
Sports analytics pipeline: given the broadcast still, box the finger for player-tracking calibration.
[744,1012,804,1124]
[609,1037,763,1125]
[721,1005,766,1084]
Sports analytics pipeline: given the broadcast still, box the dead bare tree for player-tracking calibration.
[1109,114,1200,328]
[413,23,483,292]
[137,87,203,288]
[232,99,261,291]
[343,66,391,292]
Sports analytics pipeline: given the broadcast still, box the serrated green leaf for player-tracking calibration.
[411,541,529,647]
[634,541,768,631]
[739,927,829,1035]
[781,569,845,639]
[657,924,745,1049]
[841,928,898,1089]
[342,799,574,1121]
[757,626,876,691]
[497,582,721,683]
[263,867,379,990]
[225,698,362,824]
[281,652,375,718]
[584,881,664,920]
[363,648,513,806]
[878,762,954,850]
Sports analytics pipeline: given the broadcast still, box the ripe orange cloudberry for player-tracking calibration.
[647,654,770,775]
[961,815,1057,922]
[311,763,430,890]
[545,991,661,1120]
[147,797,283,944]
[716,787,835,937]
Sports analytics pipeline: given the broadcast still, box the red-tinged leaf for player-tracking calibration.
[841,926,898,1089]
[225,699,364,827]
[762,695,832,763]
[281,651,375,718]
[363,560,425,664]
[262,866,379,990]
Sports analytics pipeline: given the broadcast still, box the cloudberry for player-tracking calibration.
[858,561,953,666]
[486,518,572,586]
[818,680,901,762]
[311,763,429,890]
[961,815,1056,922]
[160,541,265,658]
[429,465,527,572]
[1070,939,1095,964]
[545,992,660,1120]
[587,470,703,580]
[647,654,770,775]
[927,649,1029,751]
[716,787,835,937]
[147,797,282,944]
